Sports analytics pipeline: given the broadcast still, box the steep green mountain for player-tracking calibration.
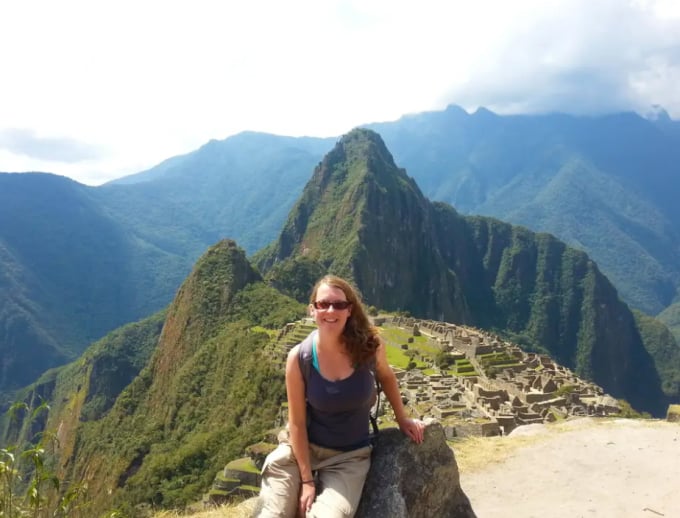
[256,128,670,415]
[0,240,304,513]
[368,106,680,316]
[0,173,188,392]
[255,129,467,319]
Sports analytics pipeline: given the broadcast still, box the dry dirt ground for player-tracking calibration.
[457,417,680,518]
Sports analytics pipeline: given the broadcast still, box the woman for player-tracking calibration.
[257,275,425,518]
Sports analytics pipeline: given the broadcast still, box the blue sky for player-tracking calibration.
[1,0,679,185]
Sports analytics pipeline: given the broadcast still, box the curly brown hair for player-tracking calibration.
[309,275,380,366]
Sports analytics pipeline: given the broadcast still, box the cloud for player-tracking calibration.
[444,0,680,116]
[0,129,103,163]
[0,0,679,185]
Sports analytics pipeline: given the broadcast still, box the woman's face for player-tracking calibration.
[310,283,352,334]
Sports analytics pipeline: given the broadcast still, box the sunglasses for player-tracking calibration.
[313,300,352,311]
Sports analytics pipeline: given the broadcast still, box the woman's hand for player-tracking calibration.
[299,482,316,516]
[398,417,426,444]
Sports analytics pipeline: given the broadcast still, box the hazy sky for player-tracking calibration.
[1,0,679,185]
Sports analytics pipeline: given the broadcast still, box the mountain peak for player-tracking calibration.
[255,129,464,318]
[151,240,261,384]
[325,127,398,174]
[255,128,424,274]
[645,104,671,122]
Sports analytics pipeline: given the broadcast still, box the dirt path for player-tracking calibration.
[458,418,680,518]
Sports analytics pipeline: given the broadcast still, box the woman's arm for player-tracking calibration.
[285,345,316,514]
[374,339,425,444]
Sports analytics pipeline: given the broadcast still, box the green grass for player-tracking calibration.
[453,358,478,376]
[383,345,427,369]
[455,370,479,377]
[378,326,436,369]
[478,352,521,369]
[379,327,432,349]
[225,458,259,474]
[251,326,278,338]
[208,488,231,497]
[215,475,240,484]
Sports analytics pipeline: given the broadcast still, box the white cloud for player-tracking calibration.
[0,0,678,184]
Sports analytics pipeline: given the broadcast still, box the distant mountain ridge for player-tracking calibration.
[367,105,680,316]
[2,105,679,399]
[103,105,680,316]
[97,131,334,254]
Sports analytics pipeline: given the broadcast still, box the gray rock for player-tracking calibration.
[356,423,476,518]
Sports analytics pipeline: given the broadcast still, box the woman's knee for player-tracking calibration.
[262,444,297,477]
[257,444,300,518]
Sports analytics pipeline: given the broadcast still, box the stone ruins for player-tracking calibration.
[384,316,621,438]
[274,315,621,438]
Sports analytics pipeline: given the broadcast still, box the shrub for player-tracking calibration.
[1,401,92,517]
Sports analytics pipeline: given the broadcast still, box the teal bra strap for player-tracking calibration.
[312,333,320,371]
[312,334,357,370]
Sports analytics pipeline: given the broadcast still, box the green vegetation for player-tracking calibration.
[616,400,652,419]
[452,359,478,377]
[554,384,577,397]
[633,310,680,399]
[378,327,432,370]
[478,352,521,370]
[262,256,326,303]
[0,401,93,517]
[0,241,305,515]
[225,458,259,474]
[371,107,680,317]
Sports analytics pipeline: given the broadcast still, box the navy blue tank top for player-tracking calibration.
[300,333,376,451]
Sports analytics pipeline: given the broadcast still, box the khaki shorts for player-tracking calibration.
[256,432,372,518]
